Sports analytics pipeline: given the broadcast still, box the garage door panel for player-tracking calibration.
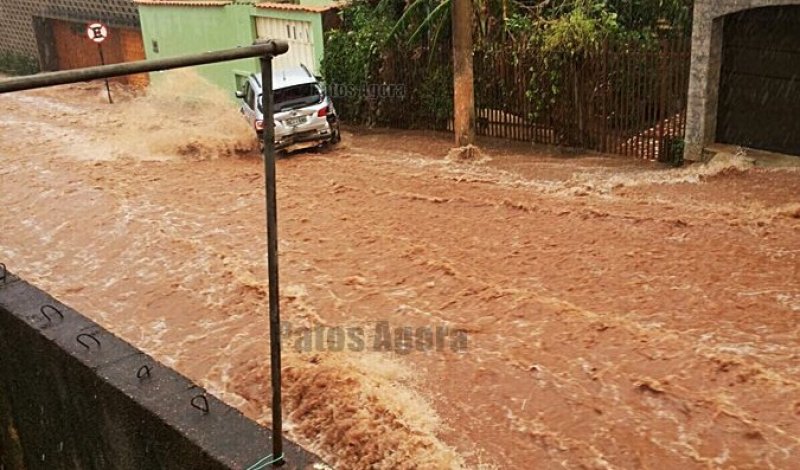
[721,74,800,104]
[722,48,800,80]
[255,17,316,74]
[724,22,800,50]
[719,99,800,116]
[717,124,800,155]
[717,6,800,156]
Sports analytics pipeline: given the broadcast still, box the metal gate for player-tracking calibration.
[255,17,316,74]
[717,6,800,156]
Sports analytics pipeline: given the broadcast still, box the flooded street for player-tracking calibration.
[2,76,799,469]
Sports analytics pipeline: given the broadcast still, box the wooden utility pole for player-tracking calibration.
[452,0,475,147]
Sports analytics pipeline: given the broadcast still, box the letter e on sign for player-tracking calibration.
[87,23,109,43]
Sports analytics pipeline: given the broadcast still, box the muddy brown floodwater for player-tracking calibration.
[2,74,800,469]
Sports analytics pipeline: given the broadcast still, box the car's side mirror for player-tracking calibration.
[235,90,245,98]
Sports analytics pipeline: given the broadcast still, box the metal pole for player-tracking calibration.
[97,43,113,104]
[259,52,284,467]
[0,41,288,94]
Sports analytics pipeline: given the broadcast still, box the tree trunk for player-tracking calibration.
[452,0,475,146]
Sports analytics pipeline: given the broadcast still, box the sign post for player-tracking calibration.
[87,22,112,104]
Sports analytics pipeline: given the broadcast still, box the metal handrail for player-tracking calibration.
[0,40,288,93]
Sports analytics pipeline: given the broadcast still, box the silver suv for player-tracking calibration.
[237,65,340,150]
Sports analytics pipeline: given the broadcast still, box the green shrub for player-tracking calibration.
[0,51,40,76]
[659,136,685,166]
[321,0,393,123]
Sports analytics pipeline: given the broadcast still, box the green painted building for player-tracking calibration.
[134,0,340,92]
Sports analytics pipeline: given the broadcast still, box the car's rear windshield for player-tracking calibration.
[259,83,323,112]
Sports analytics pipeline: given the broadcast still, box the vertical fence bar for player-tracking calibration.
[652,45,660,159]
[629,46,637,157]
[646,46,653,159]
[493,52,499,138]
[519,61,525,142]
[611,44,619,155]
[658,40,667,160]
[630,47,638,158]
[633,47,641,158]
[644,47,651,159]
[515,61,522,141]
[653,44,661,159]
[649,46,657,160]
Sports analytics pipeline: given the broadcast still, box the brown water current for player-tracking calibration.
[1,72,799,469]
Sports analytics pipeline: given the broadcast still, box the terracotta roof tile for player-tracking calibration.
[134,0,232,6]
[255,2,340,13]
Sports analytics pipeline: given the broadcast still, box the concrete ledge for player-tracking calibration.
[705,143,800,168]
[0,271,324,470]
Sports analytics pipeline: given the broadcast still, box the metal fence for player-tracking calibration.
[341,38,691,161]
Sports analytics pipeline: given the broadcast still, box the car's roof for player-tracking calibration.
[252,65,318,91]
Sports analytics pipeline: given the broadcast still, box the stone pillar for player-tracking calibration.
[685,2,725,162]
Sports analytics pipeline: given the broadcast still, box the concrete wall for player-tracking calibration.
[137,2,328,93]
[684,0,800,161]
[138,3,260,93]
[0,271,322,470]
[0,0,139,58]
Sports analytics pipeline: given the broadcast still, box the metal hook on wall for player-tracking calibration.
[191,394,209,414]
[40,305,64,324]
[76,333,101,350]
[136,365,152,380]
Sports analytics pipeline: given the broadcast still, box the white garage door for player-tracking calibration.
[255,17,316,74]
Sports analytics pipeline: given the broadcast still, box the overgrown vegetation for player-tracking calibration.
[0,51,40,76]
[321,2,394,123]
[323,0,694,149]
[376,0,693,52]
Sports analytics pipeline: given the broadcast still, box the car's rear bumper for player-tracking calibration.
[258,127,335,150]
[275,129,334,150]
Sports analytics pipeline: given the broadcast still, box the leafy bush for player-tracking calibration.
[541,3,620,54]
[660,136,685,166]
[0,51,40,76]
[321,0,393,123]
[410,59,452,128]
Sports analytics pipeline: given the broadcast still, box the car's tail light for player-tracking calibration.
[317,106,328,118]
[255,120,264,131]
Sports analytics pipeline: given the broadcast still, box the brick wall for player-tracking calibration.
[120,27,149,86]
[0,0,139,58]
[47,18,148,85]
